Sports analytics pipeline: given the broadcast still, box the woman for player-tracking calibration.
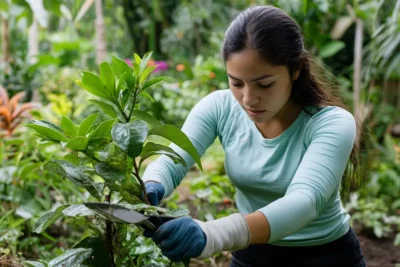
[142,5,366,267]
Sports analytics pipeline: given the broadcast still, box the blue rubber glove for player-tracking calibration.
[145,181,165,206]
[151,217,207,262]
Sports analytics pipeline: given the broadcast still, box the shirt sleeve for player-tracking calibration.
[142,90,226,197]
[257,108,356,242]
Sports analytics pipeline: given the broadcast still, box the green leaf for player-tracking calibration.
[73,237,112,267]
[131,110,161,128]
[139,51,153,74]
[148,125,202,171]
[112,120,148,158]
[48,248,93,267]
[133,63,140,79]
[79,71,109,99]
[66,136,89,151]
[85,183,103,201]
[88,137,112,148]
[121,89,131,107]
[111,55,132,79]
[116,72,128,94]
[43,160,88,185]
[141,76,168,91]
[26,124,67,142]
[139,65,157,84]
[90,119,116,139]
[61,116,77,138]
[319,41,345,58]
[62,204,95,217]
[44,161,102,200]
[134,53,141,64]
[30,120,63,132]
[139,90,154,102]
[89,99,120,119]
[94,162,124,182]
[163,208,190,218]
[78,113,99,136]
[99,62,116,95]
[23,261,47,267]
[139,142,186,167]
[33,205,69,233]
[18,162,41,177]
[126,74,136,93]
[64,153,80,165]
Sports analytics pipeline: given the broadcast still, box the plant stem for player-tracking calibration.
[114,100,129,122]
[133,158,149,204]
[128,89,139,121]
[105,193,116,267]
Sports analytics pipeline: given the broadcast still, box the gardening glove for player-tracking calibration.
[151,217,207,262]
[145,181,165,206]
[150,213,251,261]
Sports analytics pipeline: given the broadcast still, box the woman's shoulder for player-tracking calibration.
[305,105,355,124]
[303,105,356,137]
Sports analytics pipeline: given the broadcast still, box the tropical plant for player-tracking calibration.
[24,52,202,267]
[0,86,39,137]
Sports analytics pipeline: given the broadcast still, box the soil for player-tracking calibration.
[173,181,400,267]
[354,224,400,267]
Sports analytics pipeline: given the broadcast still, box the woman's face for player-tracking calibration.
[226,49,300,124]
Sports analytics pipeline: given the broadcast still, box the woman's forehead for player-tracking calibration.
[226,58,286,80]
[226,49,285,73]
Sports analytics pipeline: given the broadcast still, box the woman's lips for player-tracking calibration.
[246,109,265,116]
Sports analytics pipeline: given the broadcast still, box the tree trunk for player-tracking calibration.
[28,19,39,64]
[95,0,106,64]
[353,18,363,150]
[1,15,11,71]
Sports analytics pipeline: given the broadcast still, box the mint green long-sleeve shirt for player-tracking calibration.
[142,89,356,246]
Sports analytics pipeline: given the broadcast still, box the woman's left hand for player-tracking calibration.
[150,217,207,262]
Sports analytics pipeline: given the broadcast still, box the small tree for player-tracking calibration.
[24,52,202,267]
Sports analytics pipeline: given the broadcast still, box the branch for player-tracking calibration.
[133,158,149,204]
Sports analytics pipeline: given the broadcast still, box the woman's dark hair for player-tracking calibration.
[222,5,363,195]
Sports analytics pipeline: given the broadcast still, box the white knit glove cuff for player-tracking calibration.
[194,213,251,259]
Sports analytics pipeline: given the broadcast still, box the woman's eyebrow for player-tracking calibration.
[227,74,274,81]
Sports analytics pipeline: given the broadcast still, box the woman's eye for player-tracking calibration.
[259,83,274,88]
[232,83,243,87]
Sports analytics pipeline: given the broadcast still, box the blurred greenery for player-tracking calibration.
[0,0,399,266]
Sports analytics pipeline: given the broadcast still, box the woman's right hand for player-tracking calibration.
[145,181,165,206]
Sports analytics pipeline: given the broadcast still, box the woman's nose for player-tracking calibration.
[242,86,259,107]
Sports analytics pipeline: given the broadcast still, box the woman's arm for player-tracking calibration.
[245,211,271,243]
[142,90,228,197]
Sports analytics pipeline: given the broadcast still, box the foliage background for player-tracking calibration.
[0,0,399,266]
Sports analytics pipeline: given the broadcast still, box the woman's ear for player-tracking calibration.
[293,69,301,81]
[293,61,304,81]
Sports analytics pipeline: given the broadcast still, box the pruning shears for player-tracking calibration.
[84,202,175,231]
[84,202,191,267]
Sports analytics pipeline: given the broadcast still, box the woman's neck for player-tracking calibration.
[255,99,302,139]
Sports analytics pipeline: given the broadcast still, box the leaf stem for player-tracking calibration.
[133,158,149,204]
